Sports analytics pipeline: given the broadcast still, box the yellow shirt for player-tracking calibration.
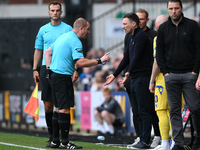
[154,36,184,110]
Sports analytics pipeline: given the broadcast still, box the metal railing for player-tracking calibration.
[90,1,199,57]
[90,2,133,56]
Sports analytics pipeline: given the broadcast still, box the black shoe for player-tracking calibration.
[105,132,114,136]
[192,137,200,150]
[59,141,82,149]
[172,145,184,150]
[97,131,106,136]
[44,139,52,148]
[51,141,60,148]
[129,141,150,149]
[184,145,192,150]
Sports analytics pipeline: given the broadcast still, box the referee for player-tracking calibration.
[45,18,110,149]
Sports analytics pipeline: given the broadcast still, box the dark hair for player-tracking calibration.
[136,8,149,19]
[167,0,182,8]
[123,12,139,26]
[48,1,62,10]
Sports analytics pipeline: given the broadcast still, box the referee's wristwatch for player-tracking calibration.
[96,58,106,65]
[96,58,102,64]
[75,67,79,72]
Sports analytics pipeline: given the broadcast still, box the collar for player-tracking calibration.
[134,27,141,35]
[168,13,184,25]
[144,26,150,32]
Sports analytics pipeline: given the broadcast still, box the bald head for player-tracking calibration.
[73,18,88,29]
[72,17,90,39]
[155,15,168,31]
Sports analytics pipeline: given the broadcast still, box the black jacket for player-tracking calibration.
[113,27,152,78]
[156,15,200,75]
[123,27,156,75]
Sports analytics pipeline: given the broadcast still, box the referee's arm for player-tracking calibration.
[45,47,53,68]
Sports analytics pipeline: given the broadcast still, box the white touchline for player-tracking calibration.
[0,142,47,150]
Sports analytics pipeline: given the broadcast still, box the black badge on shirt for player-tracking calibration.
[76,49,83,53]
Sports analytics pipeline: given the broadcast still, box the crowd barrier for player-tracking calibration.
[0,91,135,133]
[0,91,34,129]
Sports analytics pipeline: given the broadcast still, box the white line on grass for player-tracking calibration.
[95,143,130,149]
[0,142,47,150]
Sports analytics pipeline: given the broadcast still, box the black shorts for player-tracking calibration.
[40,66,53,101]
[49,71,74,109]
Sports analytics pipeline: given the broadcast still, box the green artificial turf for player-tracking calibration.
[0,132,130,150]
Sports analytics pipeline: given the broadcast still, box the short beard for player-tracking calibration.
[172,14,182,22]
